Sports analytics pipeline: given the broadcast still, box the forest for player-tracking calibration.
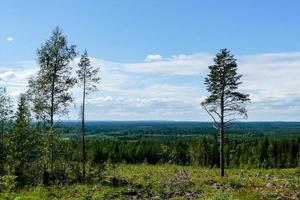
[0,27,299,199]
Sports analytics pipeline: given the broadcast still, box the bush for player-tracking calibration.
[228,179,242,189]
[0,175,17,192]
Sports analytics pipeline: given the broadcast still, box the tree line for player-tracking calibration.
[1,121,299,186]
[87,137,299,168]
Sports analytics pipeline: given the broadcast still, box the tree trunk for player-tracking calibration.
[50,76,55,176]
[82,74,86,180]
[220,91,225,177]
[48,70,56,182]
[50,70,55,126]
[220,124,225,177]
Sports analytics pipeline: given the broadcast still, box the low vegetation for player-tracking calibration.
[0,164,299,200]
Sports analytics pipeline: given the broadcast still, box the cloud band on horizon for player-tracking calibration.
[1,51,300,121]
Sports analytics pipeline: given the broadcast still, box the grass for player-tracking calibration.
[0,164,299,200]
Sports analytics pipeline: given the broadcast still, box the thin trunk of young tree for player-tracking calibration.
[50,67,57,126]
[46,69,57,183]
[50,85,54,126]
[81,72,86,180]
[50,73,55,177]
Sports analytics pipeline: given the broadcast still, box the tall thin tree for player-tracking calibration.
[201,48,250,177]
[33,26,77,125]
[76,50,100,180]
[28,27,77,180]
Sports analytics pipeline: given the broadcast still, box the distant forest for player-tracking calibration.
[61,121,300,169]
[61,121,300,139]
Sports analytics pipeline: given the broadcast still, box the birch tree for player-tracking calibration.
[28,27,77,181]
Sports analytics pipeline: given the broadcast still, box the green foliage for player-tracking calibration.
[0,165,298,199]
[76,50,100,94]
[25,26,77,185]
[228,179,242,189]
[0,87,13,175]
[0,87,13,123]
[1,119,299,188]
[203,48,250,117]
[7,94,36,186]
[211,193,231,200]
[0,175,17,192]
[28,26,77,124]
[85,137,300,169]
[202,48,250,176]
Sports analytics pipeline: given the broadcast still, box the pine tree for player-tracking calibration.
[202,49,250,177]
[76,50,100,180]
[8,94,32,185]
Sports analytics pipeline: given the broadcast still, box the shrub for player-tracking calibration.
[0,175,17,192]
[228,179,242,189]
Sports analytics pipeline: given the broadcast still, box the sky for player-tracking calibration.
[0,0,300,121]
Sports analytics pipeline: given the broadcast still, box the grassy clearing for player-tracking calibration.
[1,164,299,200]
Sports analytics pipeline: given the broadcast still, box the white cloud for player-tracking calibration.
[0,66,37,83]
[0,71,17,79]
[145,54,163,62]
[6,37,14,42]
[73,96,203,120]
[85,96,187,111]
[125,53,212,75]
[238,52,300,102]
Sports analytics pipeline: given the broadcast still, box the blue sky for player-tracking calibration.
[1,0,300,121]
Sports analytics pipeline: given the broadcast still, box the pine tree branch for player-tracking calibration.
[203,105,220,128]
